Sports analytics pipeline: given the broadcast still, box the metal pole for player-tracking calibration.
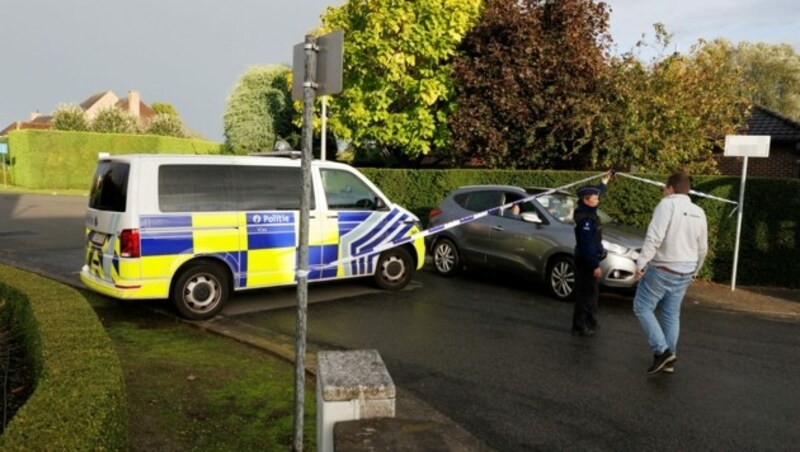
[321,96,327,161]
[731,156,748,291]
[293,33,317,452]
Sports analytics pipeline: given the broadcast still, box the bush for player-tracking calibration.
[7,129,224,189]
[146,113,186,137]
[0,265,126,450]
[50,103,88,131]
[91,106,140,134]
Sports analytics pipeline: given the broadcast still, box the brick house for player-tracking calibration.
[1,90,155,135]
[717,105,800,179]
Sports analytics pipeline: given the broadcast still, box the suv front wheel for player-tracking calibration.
[547,255,576,301]
[432,238,461,277]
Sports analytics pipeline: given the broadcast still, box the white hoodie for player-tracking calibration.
[636,194,708,276]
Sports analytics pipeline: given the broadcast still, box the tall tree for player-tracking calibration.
[595,30,752,174]
[446,0,612,169]
[733,41,800,120]
[319,0,482,166]
[223,65,297,155]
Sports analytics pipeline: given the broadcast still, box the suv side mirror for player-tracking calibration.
[520,212,543,224]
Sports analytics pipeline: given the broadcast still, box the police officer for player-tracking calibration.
[572,171,613,336]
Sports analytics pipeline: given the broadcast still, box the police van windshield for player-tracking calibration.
[89,161,130,212]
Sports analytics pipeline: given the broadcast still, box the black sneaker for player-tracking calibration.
[646,349,676,374]
[663,362,674,374]
[571,326,595,337]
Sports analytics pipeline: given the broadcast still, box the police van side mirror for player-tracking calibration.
[521,212,542,224]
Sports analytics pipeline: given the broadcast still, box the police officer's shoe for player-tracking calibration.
[571,326,595,337]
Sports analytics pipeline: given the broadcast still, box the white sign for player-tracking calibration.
[724,135,770,158]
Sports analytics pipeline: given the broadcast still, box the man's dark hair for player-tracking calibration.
[667,172,690,194]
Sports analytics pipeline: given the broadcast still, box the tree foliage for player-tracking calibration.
[90,106,139,134]
[595,30,752,174]
[146,113,186,137]
[731,41,800,121]
[319,0,482,165]
[51,103,88,131]
[151,102,180,117]
[446,0,612,169]
[223,65,296,155]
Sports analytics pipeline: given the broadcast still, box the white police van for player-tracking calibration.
[80,154,425,320]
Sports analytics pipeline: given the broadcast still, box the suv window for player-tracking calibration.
[159,165,235,212]
[321,168,381,210]
[234,166,314,211]
[460,191,503,213]
[89,161,130,212]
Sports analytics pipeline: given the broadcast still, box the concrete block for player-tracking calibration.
[316,349,396,452]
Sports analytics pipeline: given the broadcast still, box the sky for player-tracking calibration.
[1,0,798,143]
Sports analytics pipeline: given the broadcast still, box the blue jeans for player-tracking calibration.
[633,265,693,355]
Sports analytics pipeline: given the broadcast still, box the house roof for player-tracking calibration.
[0,119,52,136]
[115,98,156,121]
[80,91,113,110]
[746,105,800,143]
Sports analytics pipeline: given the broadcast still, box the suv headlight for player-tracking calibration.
[602,240,630,256]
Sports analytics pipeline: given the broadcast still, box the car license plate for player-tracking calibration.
[89,231,107,246]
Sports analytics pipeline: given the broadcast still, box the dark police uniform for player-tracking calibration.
[572,184,607,336]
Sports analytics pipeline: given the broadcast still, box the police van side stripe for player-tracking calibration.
[141,231,193,256]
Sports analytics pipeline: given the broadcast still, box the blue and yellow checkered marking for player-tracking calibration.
[85,208,418,299]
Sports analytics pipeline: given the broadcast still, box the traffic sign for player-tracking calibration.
[292,30,344,100]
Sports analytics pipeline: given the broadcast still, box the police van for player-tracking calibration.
[80,154,425,320]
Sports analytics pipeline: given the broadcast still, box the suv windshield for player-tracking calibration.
[534,192,614,224]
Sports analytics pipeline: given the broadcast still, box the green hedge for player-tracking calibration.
[361,168,800,288]
[0,265,127,450]
[7,129,224,189]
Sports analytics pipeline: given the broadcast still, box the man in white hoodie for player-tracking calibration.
[633,172,708,374]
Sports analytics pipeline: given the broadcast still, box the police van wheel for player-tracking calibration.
[373,247,414,290]
[432,238,461,277]
[172,262,229,320]
[547,255,576,301]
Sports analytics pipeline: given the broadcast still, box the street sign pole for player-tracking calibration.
[724,135,770,292]
[290,29,343,451]
[731,156,748,292]
[293,33,317,452]
[321,96,327,161]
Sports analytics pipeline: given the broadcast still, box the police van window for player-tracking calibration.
[321,169,380,210]
[159,165,235,212]
[234,166,314,210]
[89,161,130,212]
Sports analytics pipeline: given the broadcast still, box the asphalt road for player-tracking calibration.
[3,192,800,450]
[238,269,800,450]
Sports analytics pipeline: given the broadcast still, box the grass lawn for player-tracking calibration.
[85,292,316,451]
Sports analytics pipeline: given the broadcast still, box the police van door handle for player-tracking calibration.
[491,225,504,232]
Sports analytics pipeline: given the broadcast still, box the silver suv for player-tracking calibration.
[426,185,644,300]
